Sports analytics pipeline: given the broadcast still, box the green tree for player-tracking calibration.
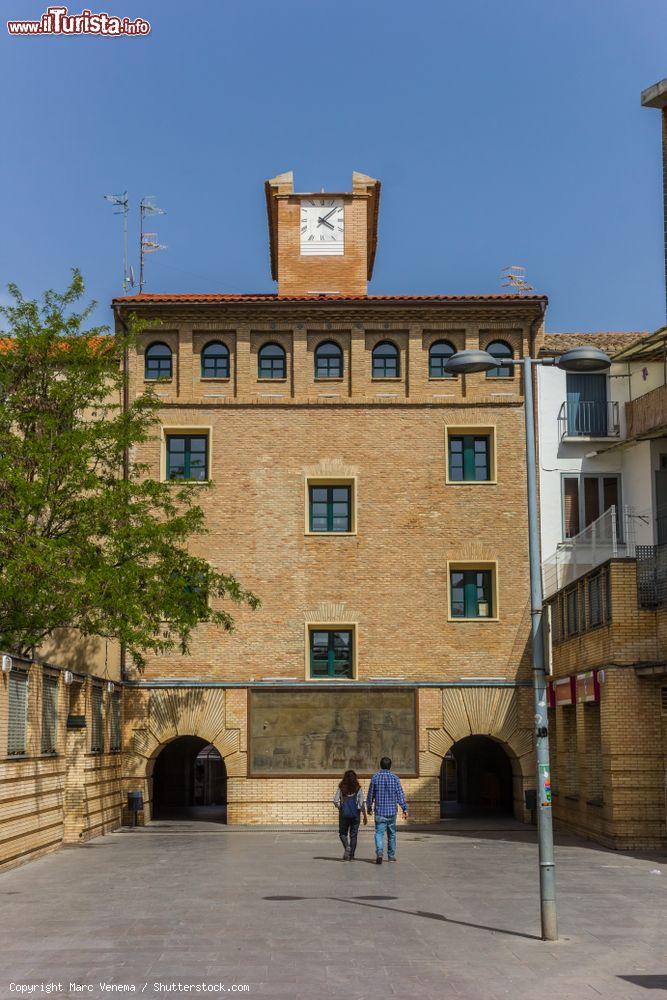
[0,271,259,668]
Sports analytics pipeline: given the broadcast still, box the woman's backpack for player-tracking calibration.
[341,792,360,819]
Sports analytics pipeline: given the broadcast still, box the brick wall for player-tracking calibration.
[548,559,667,848]
[0,662,123,872]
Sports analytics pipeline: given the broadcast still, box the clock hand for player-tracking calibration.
[317,217,335,230]
[320,207,338,223]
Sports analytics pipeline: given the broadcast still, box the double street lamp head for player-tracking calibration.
[444,345,612,375]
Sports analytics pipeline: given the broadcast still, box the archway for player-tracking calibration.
[152,736,227,822]
[440,735,514,818]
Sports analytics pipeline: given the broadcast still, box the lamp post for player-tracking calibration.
[445,344,611,942]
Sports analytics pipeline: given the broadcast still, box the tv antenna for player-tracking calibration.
[104,191,130,291]
[501,264,535,295]
[139,196,166,292]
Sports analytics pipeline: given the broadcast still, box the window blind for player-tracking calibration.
[41,672,59,754]
[8,669,29,755]
[563,478,580,537]
[110,691,121,752]
[90,685,104,753]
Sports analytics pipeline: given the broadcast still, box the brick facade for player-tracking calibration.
[547,559,667,849]
[114,294,544,828]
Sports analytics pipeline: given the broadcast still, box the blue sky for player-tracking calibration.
[1,0,666,332]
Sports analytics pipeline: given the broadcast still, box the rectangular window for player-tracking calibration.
[41,672,59,754]
[550,599,560,644]
[562,475,620,539]
[309,629,354,678]
[565,587,578,636]
[7,669,28,756]
[110,691,121,753]
[587,573,602,627]
[166,434,208,482]
[309,485,351,532]
[450,569,493,619]
[448,435,491,482]
[90,685,104,753]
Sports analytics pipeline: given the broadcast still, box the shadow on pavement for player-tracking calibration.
[618,975,667,990]
[263,893,540,941]
[313,855,377,865]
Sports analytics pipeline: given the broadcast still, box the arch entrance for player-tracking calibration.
[440,735,514,818]
[152,736,227,822]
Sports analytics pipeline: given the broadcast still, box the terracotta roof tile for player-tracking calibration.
[113,292,547,305]
[539,331,647,356]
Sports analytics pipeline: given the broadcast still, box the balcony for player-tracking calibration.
[558,400,620,442]
[636,542,667,608]
[542,505,634,600]
[626,383,667,439]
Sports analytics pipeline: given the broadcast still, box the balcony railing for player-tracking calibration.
[626,383,667,439]
[557,400,620,440]
[542,505,635,600]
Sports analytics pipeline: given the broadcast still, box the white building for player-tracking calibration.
[537,329,667,594]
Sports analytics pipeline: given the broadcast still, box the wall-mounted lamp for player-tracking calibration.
[106,681,115,694]
[1,654,12,674]
[63,670,74,686]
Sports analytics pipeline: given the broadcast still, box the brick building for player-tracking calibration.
[112,171,545,827]
[540,329,667,849]
[0,169,550,868]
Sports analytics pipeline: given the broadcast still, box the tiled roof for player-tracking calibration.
[0,334,113,352]
[113,292,548,305]
[540,332,647,356]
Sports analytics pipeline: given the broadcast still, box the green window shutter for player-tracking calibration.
[462,435,476,481]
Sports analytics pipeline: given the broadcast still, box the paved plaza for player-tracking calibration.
[0,818,665,1000]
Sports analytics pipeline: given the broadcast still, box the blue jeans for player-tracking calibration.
[374,815,397,858]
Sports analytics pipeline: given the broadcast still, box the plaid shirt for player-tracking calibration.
[366,770,407,817]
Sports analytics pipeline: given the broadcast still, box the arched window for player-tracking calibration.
[372,340,400,379]
[429,340,456,378]
[144,342,172,380]
[486,340,514,379]
[314,340,343,379]
[258,342,286,379]
[201,341,229,379]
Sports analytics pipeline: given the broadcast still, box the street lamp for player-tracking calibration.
[444,344,611,941]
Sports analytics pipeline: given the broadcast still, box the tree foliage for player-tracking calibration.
[0,271,259,668]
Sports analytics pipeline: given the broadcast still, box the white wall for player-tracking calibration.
[537,364,625,559]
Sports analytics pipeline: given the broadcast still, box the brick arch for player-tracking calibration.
[122,688,245,820]
[421,687,535,821]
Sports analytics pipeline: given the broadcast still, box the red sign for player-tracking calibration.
[576,670,600,703]
[552,677,576,706]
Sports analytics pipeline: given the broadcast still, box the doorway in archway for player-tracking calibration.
[152,736,227,822]
[440,735,513,818]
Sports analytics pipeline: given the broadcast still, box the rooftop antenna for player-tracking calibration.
[103,191,129,292]
[501,264,535,295]
[139,196,166,293]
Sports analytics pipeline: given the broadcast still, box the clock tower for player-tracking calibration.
[265,170,381,297]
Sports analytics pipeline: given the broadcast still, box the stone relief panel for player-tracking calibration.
[249,688,416,776]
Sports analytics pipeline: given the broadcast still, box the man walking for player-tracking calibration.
[366,756,408,864]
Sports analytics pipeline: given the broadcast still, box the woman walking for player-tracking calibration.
[333,769,367,860]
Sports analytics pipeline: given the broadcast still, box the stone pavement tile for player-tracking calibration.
[1,823,665,1000]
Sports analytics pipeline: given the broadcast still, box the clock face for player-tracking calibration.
[300,198,344,256]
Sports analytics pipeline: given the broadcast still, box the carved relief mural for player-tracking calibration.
[250,689,416,775]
